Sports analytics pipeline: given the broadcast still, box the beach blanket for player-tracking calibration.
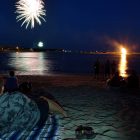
[0,92,59,140]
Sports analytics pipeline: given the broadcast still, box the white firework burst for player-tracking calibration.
[15,0,46,29]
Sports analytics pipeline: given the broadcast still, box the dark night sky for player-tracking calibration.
[0,0,140,51]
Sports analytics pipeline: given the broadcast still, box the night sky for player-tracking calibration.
[0,0,140,51]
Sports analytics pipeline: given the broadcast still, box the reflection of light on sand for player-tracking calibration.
[9,52,50,75]
[119,48,127,77]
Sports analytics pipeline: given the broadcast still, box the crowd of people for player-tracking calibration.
[93,59,140,90]
[107,70,139,90]
[93,59,117,78]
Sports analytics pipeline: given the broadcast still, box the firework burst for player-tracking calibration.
[15,0,46,29]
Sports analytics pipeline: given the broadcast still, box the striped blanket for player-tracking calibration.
[0,115,59,140]
[0,92,60,140]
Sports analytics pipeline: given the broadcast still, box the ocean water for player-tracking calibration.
[0,52,140,75]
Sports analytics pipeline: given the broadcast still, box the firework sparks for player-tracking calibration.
[15,0,46,29]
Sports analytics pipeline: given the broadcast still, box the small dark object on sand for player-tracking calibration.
[75,125,85,139]
[84,126,96,139]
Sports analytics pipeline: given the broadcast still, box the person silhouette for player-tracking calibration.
[4,70,19,93]
[126,70,139,88]
[93,59,100,78]
[111,60,117,75]
[105,59,111,78]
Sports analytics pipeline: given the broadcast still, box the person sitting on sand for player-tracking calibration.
[19,81,32,94]
[0,80,67,139]
[107,71,124,88]
[4,70,19,93]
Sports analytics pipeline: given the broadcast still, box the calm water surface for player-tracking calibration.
[0,52,140,76]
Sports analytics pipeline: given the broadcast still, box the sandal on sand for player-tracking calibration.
[75,125,86,139]
[83,126,95,139]
[75,125,95,139]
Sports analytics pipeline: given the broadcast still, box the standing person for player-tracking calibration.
[93,59,100,79]
[111,60,117,75]
[105,59,111,78]
[4,70,19,92]
[100,60,105,79]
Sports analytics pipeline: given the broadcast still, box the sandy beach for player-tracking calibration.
[1,74,140,140]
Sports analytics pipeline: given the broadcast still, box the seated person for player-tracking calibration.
[126,70,139,88]
[107,71,124,87]
[19,81,32,94]
[4,70,19,92]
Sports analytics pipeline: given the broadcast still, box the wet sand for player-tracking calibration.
[17,74,107,89]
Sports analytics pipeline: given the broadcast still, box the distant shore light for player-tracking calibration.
[119,47,127,77]
[121,47,127,54]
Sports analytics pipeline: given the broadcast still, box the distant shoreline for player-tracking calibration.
[0,49,140,55]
